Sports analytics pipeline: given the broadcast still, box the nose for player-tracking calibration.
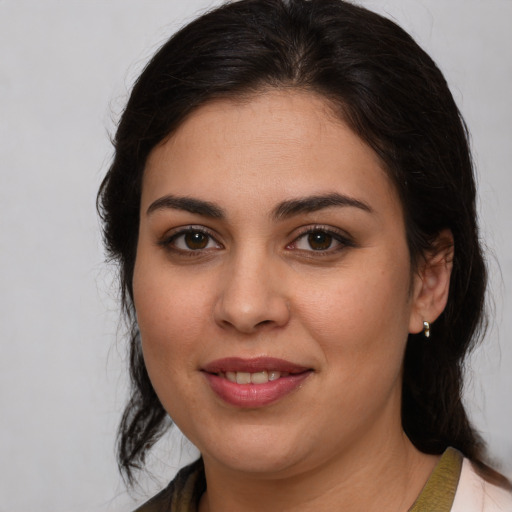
[213,251,290,334]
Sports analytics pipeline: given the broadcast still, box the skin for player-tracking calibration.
[133,90,453,512]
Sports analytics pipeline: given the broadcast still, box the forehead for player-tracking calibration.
[142,90,399,217]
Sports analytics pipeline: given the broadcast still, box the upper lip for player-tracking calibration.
[202,357,310,374]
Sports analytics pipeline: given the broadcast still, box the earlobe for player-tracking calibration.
[409,229,454,335]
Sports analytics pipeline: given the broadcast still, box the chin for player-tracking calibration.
[198,424,309,475]
[208,449,302,476]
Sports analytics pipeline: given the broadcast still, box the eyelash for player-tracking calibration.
[158,226,222,256]
[158,225,355,256]
[287,225,355,254]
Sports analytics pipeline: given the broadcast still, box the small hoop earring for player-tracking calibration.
[423,321,431,339]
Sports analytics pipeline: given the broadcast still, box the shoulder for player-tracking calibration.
[451,458,512,512]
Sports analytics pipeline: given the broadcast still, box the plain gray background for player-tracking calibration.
[1,1,511,510]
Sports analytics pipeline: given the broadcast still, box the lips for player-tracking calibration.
[202,357,313,408]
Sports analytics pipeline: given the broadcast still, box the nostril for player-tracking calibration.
[213,290,290,333]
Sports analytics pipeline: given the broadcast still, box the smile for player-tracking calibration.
[202,357,312,407]
[217,370,288,384]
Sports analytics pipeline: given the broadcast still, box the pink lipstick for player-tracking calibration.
[202,357,312,408]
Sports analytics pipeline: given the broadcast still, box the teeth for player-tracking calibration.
[251,371,268,384]
[236,372,251,384]
[220,370,283,384]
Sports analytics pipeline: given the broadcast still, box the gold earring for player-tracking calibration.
[423,321,431,339]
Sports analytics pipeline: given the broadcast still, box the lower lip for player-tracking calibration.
[204,372,312,408]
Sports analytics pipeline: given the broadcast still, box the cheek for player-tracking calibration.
[294,268,412,433]
[295,257,412,369]
[132,257,214,373]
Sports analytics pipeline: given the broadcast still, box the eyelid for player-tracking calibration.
[157,225,223,252]
[287,224,355,252]
[157,223,354,256]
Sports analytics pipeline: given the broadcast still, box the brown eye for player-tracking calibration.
[184,231,209,250]
[307,231,333,250]
[288,227,353,254]
[162,228,222,253]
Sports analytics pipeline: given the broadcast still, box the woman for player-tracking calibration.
[98,0,512,510]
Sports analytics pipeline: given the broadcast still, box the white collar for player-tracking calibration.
[451,458,512,512]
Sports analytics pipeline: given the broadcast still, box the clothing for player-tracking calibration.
[134,448,512,511]
[411,448,512,512]
[134,459,204,512]
[451,458,512,512]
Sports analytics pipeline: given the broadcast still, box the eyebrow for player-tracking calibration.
[146,192,372,220]
[272,193,373,220]
[146,195,225,218]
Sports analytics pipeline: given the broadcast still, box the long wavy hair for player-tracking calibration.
[98,0,504,486]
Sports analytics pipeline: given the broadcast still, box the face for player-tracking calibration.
[133,90,424,478]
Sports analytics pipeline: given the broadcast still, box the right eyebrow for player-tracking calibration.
[146,195,225,219]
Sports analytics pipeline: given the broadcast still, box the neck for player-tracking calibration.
[199,432,439,512]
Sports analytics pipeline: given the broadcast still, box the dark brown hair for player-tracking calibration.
[98,0,502,486]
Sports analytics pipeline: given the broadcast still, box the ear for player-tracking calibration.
[409,229,454,335]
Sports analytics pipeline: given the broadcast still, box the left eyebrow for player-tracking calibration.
[272,193,373,220]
